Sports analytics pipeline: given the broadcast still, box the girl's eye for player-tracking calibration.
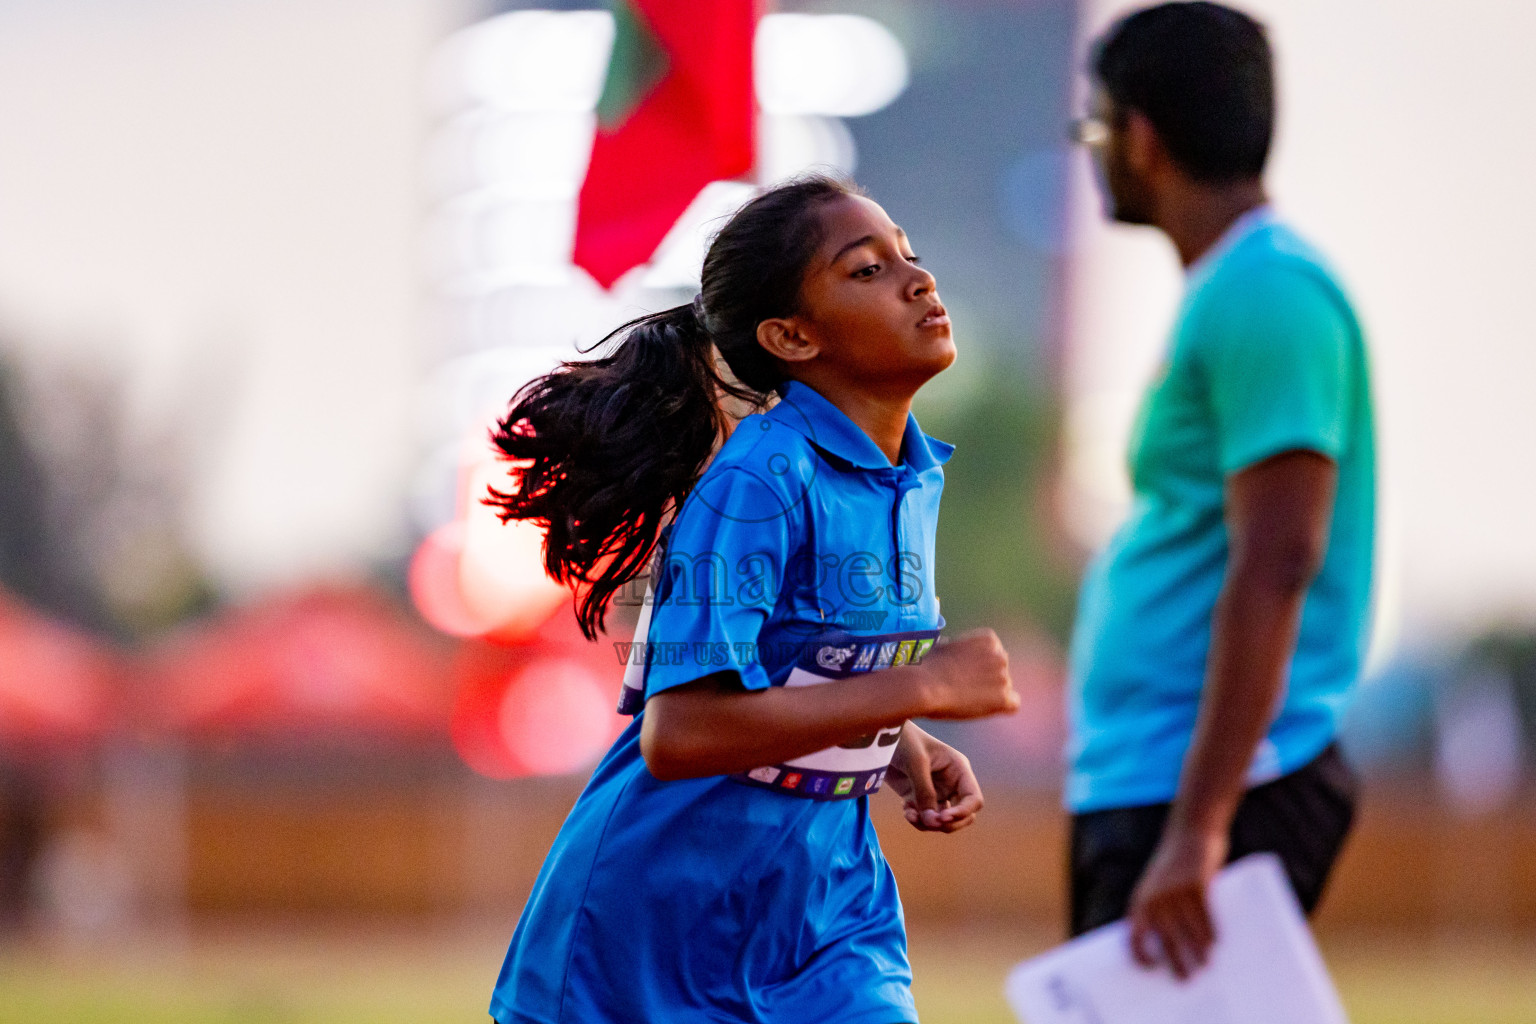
[907,254,922,265]
[852,264,880,279]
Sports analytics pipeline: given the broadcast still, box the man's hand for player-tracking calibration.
[885,725,984,833]
[1127,821,1228,979]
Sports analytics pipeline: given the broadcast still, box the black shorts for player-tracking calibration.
[1068,742,1358,936]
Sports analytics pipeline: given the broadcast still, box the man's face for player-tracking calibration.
[1084,87,1155,225]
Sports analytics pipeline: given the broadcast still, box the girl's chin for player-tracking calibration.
[906,345,958,387]
[923,338,958,372]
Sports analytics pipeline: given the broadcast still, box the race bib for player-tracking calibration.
[615,583,655,717]
[732,629,940,801]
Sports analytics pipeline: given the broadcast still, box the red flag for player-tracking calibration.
[573,0,759,289]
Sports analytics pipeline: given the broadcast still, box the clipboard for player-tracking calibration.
[1005,854,1350,1024]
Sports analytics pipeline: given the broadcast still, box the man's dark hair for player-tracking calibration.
[1094,2,1274,182]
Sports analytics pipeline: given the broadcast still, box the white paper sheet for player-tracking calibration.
[1004,854,1350,1024]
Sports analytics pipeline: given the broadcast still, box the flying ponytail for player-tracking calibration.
[487,174,861,638]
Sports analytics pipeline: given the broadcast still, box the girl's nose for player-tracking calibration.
[907,263,936,299]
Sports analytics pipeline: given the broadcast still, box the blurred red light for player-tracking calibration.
[409,521,494,638]
[450,617,626,780]
[496,657,615,775]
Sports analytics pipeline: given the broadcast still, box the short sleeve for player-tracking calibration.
[1196,266,1356,475]
[641,466,797,700]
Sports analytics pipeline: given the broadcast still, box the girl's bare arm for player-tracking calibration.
[639,630,1016,781]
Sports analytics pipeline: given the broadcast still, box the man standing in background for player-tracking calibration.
[1064,2,1375,977]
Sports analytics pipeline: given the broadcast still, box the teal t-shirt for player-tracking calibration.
[1066,210,1376,813]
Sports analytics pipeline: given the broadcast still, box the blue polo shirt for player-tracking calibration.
[1066,209,1376,813]
[491,380,952,1024]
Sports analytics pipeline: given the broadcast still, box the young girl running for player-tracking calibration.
[485,175,1019,1024]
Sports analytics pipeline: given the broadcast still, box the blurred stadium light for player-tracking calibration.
[754,14,909,118]
[417,8,906,336]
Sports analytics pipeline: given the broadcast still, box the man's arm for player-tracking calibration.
[1127,449,1337,978]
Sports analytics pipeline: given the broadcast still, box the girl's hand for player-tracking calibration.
[885,725,984,833]
[915,629,1019,720]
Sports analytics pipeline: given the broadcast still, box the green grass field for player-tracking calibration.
[2,922,1533,1023]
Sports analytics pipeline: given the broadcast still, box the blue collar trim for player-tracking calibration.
[770,381,953,472]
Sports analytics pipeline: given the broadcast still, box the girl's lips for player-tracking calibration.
[917,311,951,328]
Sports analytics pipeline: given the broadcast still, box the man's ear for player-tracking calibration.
[1123,109,1165,177]
[756,317,819,364]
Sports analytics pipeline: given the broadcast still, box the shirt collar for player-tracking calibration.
[1186,203,1276,279]
[771,380,953,472]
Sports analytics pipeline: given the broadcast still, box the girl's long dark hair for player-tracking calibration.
[487,175,859,639]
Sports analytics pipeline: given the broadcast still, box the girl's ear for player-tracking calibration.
[756,317,819,364]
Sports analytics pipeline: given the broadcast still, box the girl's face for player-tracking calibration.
[772,195,955,397]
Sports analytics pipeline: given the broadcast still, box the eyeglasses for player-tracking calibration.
[1068,116,1112,148]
